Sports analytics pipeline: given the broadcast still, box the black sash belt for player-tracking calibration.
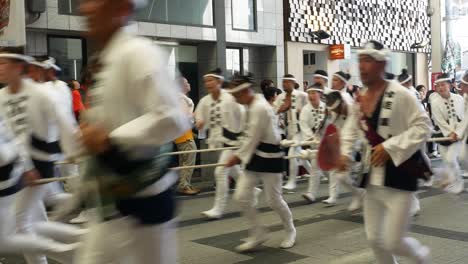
[0,160,15,182]
[222,128,241,141]
[31,135,62,154]
[246,142,284,173]
[32,159,55,179]
[0,178,22,197]
[116,188,175,225]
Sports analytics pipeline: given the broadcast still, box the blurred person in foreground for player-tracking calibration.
[68,0,190,263]
[338,41,432,264]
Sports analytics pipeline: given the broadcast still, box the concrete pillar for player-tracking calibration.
[431,0,446,73]
[214,0,226,73]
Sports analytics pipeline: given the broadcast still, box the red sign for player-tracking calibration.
[329,44,345,60]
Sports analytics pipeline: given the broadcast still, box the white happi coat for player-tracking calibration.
[0,79,79,162]
[0,113,32,192]
[84,28,190,164]
[274,89,308,140]
[299,101,327,140]
[236,95,283,171]
[195,89,245,147]
[341,81,432,187]
[431,92,465,137]
[456,94,468,139]
[47,80,74,119]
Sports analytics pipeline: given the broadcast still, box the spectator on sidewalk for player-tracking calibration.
[176,77,201,195]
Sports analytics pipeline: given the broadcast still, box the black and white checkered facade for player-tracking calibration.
[287,0,431,52]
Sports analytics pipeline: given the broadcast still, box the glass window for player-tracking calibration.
[59,0,214,27]
[232,0,256,31]
[48,36,85,81]
[226,48,241,79]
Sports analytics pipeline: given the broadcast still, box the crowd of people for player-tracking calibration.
[2,0,468,263]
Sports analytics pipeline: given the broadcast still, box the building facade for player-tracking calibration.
[284,0,432,88]
[26,0,285,101]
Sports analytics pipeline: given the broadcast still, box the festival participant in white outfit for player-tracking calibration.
[274,74,311,190]
[455,72,468,170]
[0,97,84,263]
[339,40,432,264]
[320,89,365,209]
[312,70,330,92]
[300,83,327,203]
[226,75,296,252]
[398,69,421,101]
[195,68,246,219]
[0,49,80,264]
[75,0,190,262]
[431,74,465,194]
[331,71,353,104]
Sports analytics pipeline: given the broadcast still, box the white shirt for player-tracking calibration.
[0,113,32,191]
[48,80,74,117]
[299,101,326,140]
[431,92,465,137]
[341,81,432,187]
[236,95,282,165]
[83,28,190,160]
[274,89,308,139]
[195,89,245,146]
[0,79,79,162]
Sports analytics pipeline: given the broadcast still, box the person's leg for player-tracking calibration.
[15,186,49,264]
[202,149,233,218]
[233,171,267,252]
[335,170,365,211]
[261,172,296,248]
[323,171,340,205]
[304,158,321,202]
[176,140,197,191]
[75,219,132,264]
[284,147,299,190]
[381,188,430,263]
[131,220,177,264]
[0,195,77,264]
[363,186,397,264]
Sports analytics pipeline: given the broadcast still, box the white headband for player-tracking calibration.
[29,61,50,69]
[282,77,297,82]
[435,78,452,84]
[333,73,349,85]
[306,87,323,93]
[0,54,33,62]
[400,75,412,84]
[203,74,225,81]
[43,57,61,71]
[357,48,389,61]
[227,82,252,93]
[313,74,329,80]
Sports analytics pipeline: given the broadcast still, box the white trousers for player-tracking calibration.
[439,141,462,183]
[210,149,243,213]
[16,185,50,264]
[0,194,81,263]
[76,216,177,264]
[287,146,313,184]
[364,185,427,264]
[458,139,468,171]
[234,171,295,236]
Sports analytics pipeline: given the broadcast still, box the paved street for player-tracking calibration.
[3,161,468,264]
